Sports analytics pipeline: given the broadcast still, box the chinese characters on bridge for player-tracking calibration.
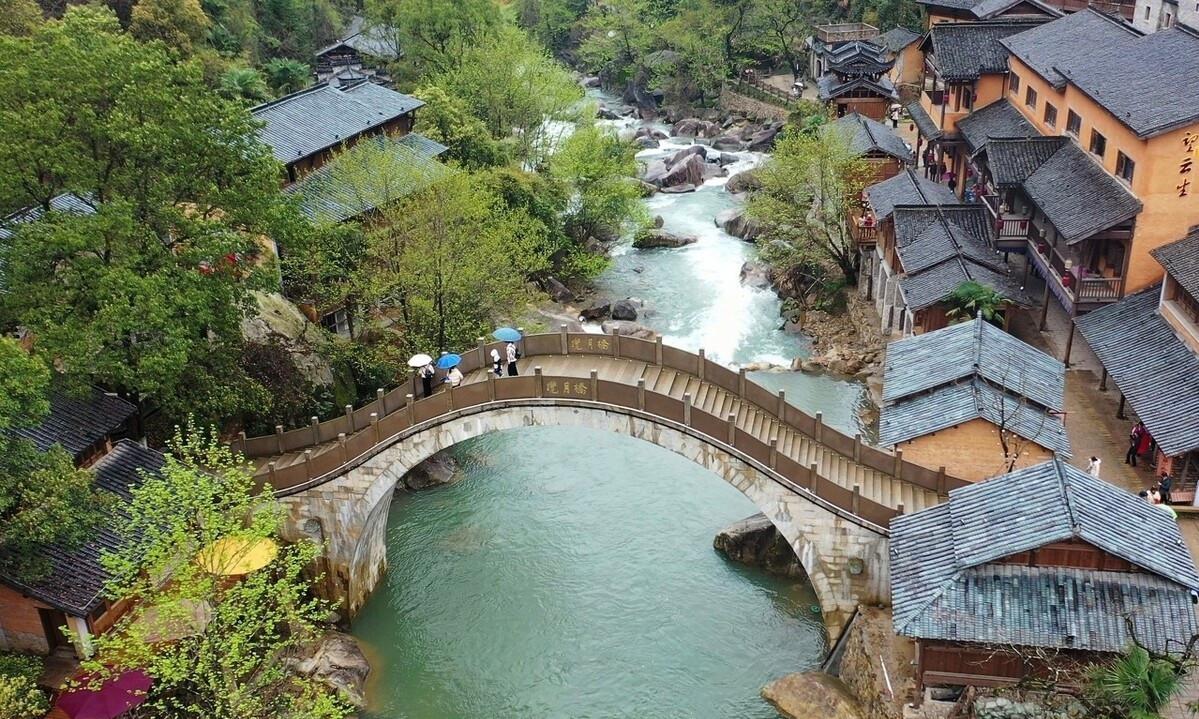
[543,380,591,399]
[568,336,611,353]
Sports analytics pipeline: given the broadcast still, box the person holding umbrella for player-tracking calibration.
[493,327,522,376]
[438,353,463,387]
[409,353,435,398]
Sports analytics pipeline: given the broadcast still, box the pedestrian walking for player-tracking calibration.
[1126,421,1145,465]
[1086,456,1102,478]
[444,366,463,387]
[490,347,503,376]
[889,106,900,129]
[1159,472,1173,504]
[506,341,520,376]
[1149,484,1162,504]
[420,362,435,398]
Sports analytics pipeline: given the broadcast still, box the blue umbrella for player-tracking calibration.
[436,353,462,370]
[492,327,522,342]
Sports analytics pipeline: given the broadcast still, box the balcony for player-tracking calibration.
[980,195,1031,250]
[849,215,879,245]
[924,89,945,107]
[1029,238,1124,310]
[816,22,879,44]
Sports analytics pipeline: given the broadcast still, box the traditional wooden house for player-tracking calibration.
[806,22,880,79]
[313,16,400,87]
[14,385,138,467]
[879,27,923,99]
[815,41,898,121]
[879,315,1068,479]
[0,440,162,659]
[917,0,1061,26]
[891,458,1199,697]
[825,112,914,182]
[1076,228,1199,502]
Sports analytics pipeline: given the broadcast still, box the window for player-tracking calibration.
[1010,73,1021,96]
[1025,86,1038,109]
[321,308,351,336]
[1089,129,1107,158]
[1066,109,1081,136]
[1116,151,1135,183]
[1145,3,1151,17]
[1044,103,1058,127]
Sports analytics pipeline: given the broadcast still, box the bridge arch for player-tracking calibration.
[279,401,890,641]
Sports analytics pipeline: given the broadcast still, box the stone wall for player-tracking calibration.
[835,606,914,719]
[719,87,791,123]
[280,403,891,641]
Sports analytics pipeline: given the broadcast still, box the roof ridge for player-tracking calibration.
[1052,457,1082,535]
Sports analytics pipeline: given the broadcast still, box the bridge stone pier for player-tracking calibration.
[279,403,890,641]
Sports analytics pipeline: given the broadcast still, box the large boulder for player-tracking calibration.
[404,452,460,490]
[610,299,639,321]
[701,163,728,180]
[601,320,657,339]
[580,75,601,88]
[665,144,707,167]
[641,159,669,184]
[725,170,762,194]
[542,276,574,303]
[761,672,866,719]
[634,135,660,149]
[747,125,782,152]
[241,291,335,388]
[596,105,621,120]
[659,153,707,188]
[671,118,703,137]
[739,261,773,289]
[289,631,371,709]
[713,513,802,575]
[579,299,613,321]
[712,135,745,151]
[715,207,762,241]
[659,183,696,194]
[633,229,697,249]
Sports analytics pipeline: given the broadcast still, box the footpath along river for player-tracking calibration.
[351,103,870,719]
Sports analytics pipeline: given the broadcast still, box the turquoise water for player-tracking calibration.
[352,428,825,719]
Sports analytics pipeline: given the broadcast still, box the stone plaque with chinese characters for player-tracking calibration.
[568,336,611,353]
[543,379,592,399]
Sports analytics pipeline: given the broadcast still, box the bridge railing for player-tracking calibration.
[234,330,966,504]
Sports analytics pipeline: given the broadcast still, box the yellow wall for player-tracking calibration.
[1007,57,1199,293]
[897,417,1056,482]
[890,43,924,91]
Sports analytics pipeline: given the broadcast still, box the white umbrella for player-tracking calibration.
[407,353,433,368]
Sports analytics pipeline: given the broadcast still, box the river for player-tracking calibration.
[351,105,869,718]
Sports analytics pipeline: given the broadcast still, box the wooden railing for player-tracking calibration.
[724,78,795,110]
[1030,240,1123,305]
[981,195,1030,240]
[849,217,879,245]
[233,331,969,527]
[816,23,879,44]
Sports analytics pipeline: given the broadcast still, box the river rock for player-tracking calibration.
[641,158,668,184]
[716,208,761,241]
[661,150,709,187]
[611,299,639,321]
[666,144,706,167]
[633,229,697,249]
[635,179,658,197]
[714,152,738,167]
[404,452,461,490]
[543,275,574,303]
[761,672,866,719]
[289,631,371,709]
[712,135,745,151]
[596,105,621,120]
[713,513,804,576]
[579,299,612,321]
[739,261,773,289]
[634,136,660,149]
[581,75,601,88]
[659,183,696,193]
[725,170,762,194]
[653,215,664,228]
[747,125,782,152]
[601,320,657,339]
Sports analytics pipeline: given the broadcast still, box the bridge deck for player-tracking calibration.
[257,353,941,516]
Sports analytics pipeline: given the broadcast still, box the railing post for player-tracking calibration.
[535,366,543,398]
[236,430,247,455]
[589,369,598,399]
[370,412,380,443]
[613,332,621,359]
[344,404,354,432]
[275,425,285,454]
[769,438,778,469]
[777,389,786,418]
[894,449,904,480]
[478,336,486,367]
[487,370,496,401]
[376,388,385,416]
[447,386,455,411]
[517,327,526,359]
[310,416,320,446]
[267,461,277,486]
[683,392,692,426]
[560,324,568,355]
[697,348,706,380]
[338,433,347,465]
[852,484,861,515]
[303,449,313,480]
[637,378,645,410]
[727,413,736,445]
[854,433,862,463]
[406,393,415,426]
[938,466,947,496]
[809,463,819,494]
[655,335,663,365]
[814,411,824,444]
[738,368,746,397]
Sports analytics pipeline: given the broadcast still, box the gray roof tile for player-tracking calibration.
[0,193,96,240]
[1022,141,1141,242]
[905,101,942,141]
[826,113,914,163]
[817,74,898,102]
[957,99,1038,155]
[864,169,958,220]
[879,27,921,52]
[929,20,1045,81]
[11,385,137,460]
[251,82,423,164]
[899,256,1031,311]
[1152,228,1199,301]
[917,0,1060,18]
[1001,8,1140,88]
[986,136,1066,187]
[1075,287,1199,456]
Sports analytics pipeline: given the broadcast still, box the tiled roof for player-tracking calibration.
[864,169,958,220]
[899,257,1031,311]
[957,99,1038,155]
[0,440,164,616]
[0,193,96,240]
[928,20,1044,81]
[1022,141,1140,243]
[1152,228,1199,301]
[917,0,1060,17]
[826,113,913,163]
[905,101,942,141]
[882,313,1065,409]
[11,385,137,460]
[251,82,423,164]
[817,74,898,102]
[879,378,1071,452]
[986,137,1066,187]
[1001,9,1140,88]
[827,40,891,69]
[891,458,1199,653]
[285,133,448,222]
[1076,287,1199,456]
[879,27,921,52]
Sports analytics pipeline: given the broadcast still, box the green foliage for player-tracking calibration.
[749,126,871,282]
[262,57,310,95]
[549,123,645,244]
[218,66,271,102]
[578,0,656,83]
[0,654,42,684]
[91,423,351,719]
[0,673,47,719]
[365,0,500,76]
[516,0,587,58]
[254,0,340,60]
[0,0,42,36]
[412,84,509,169]
[946,281,1011,326]
[1086,646,1182,719]
[656,0,739,103]
[0,8,291,432]
[130,0,211,55]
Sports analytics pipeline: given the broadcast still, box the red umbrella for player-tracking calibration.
[55,670,152,719]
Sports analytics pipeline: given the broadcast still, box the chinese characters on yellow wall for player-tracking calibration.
[543,380,591,398]
[1181,132,1198,197]
[568,336,611,353]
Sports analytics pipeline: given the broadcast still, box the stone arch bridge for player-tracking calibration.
[234,330,968,640]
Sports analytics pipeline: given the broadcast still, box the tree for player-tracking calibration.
[946,280,1011,327]
[0,0,42,36]
[656,0,736,103]
[129,0,211,55]
[88,423,351,719]
[751,0,812,79]
[578,0,656,85]
[749,125,872,282]
[516,0,587,59]
[255,0,340,60]
[365,0,500,76]
[0,654,47,719]
[0,338,108,580]
[218,65,272,102]
[1086,646,1182,719]
[412,84,509,169]
[262,57,310,95]
[549,123,645,245]
[0,8,291,431]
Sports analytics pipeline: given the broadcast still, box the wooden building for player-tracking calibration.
[1076,228,1199,502]
[815,41,898,121]
[0,440,163,659]
[891,458,1199,697]
[879,27,923,99]
[825,112,915,183]
[313,16,399,87]
[879,315,1069,480]
[806,22,880,79]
